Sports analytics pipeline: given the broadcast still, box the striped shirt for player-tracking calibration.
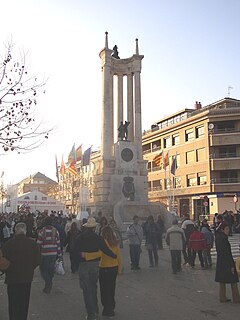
[37,225,61,256]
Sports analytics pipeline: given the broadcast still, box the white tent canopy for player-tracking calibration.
[7,190,65,214]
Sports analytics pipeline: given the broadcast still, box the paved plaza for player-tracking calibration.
[1,239,239,320]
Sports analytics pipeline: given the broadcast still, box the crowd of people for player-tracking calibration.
[0,209,240,320]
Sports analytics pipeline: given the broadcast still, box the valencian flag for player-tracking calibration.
[55,155,59,182]
[76,144,82,162]
[82,146,91,166]
[163,151,169,170]
[171,155,177,175]
[68,144,77,175]
[153,152,163,168]
[60,156,66,176]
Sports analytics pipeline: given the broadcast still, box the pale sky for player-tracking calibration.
[0,0,240,186]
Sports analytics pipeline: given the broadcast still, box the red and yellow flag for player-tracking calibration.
[153,152,163,167]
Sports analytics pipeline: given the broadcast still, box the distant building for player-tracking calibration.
[17,172,57,196]
[142,98,240,221]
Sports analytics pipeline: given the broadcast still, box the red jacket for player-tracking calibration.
[188,230,206,251]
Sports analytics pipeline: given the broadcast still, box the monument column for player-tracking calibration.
[100,32,113,159]
[127,73,134,142]
[134,70,142,160]
[117,74,123,136]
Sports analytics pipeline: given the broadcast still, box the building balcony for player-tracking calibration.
[212,177,240,184]
[210,156,240,170]
[209,132,240,146]
[211,178,240,193]
[143,146,161,155]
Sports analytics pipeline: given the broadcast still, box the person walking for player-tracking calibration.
[65,221,81,273]
[144,215,159,267]
[165,219,186,274]
[215,221,240,303]
[98,225,122,317]
[201,219,214,268]
[37,216,62,294]
[188,225,206,268]
[181,214,194,265]
[1,222,40,320]
[156,215,164,250]
[74,217,117,320]
[127,215,143,270]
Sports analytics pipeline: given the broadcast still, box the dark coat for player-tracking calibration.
[2,234,40,285]
[215,232,239,283]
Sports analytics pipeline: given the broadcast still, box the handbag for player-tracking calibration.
[0,249,10,271]
[55,259,65,275]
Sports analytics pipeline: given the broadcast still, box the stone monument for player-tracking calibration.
[92,32,168,227]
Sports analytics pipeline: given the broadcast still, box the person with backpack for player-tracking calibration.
[37,216,61,294]
[201,219,214,268]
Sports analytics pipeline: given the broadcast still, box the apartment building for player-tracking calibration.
[142,98,240,221]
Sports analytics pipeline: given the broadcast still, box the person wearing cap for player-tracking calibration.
[215,221,240,303]
[74,217,117,320]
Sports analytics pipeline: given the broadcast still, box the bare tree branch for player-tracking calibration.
[0,40,52,153]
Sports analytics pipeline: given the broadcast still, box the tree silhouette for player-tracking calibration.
[0,41,51,153]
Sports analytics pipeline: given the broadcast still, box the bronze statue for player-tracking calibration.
[112,45,120,59]
[118,121,130,141]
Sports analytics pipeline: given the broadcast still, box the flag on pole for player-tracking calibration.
[76,144,82,162]
[68,144,77,175]
[60,156,66,176]
[171,155,177,175]
[163,151,169,170]
[82,147,92,166]
[153,152,163,168]
[55,155,59,182]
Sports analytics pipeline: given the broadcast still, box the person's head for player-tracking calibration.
[184,213,190,220]
[83,217,97,230]
[147,215,154,223]
[219,221,229,235]
[101,225,118,247]
[15,222,27,235]
[43,216,53,226]
[217,214,223,222]
[70,222,78,232]
[172,219,178,226]
[100,216,108,226]
[133,215,139,224]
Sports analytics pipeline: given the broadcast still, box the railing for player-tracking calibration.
[212,178,240,184]
[148,167,161,172]
[211,128,240,134]
[210,153,238,159]
[143,146,161,155]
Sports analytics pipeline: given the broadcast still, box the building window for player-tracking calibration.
[164,178,171,190]
[42,196,47,200]
[186,150,195,164]
[196,148,205,162]
[197,172,207,185]
[185,128,194,142]
[174,176,181,188]
[152,140,161,151]
[148,181,151,190]
[163,136,171,148]
[153,180,162,190]
[196,125,205,138]
[187,174,197,187]
[34,195,37,200]
[172,133,180,146]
